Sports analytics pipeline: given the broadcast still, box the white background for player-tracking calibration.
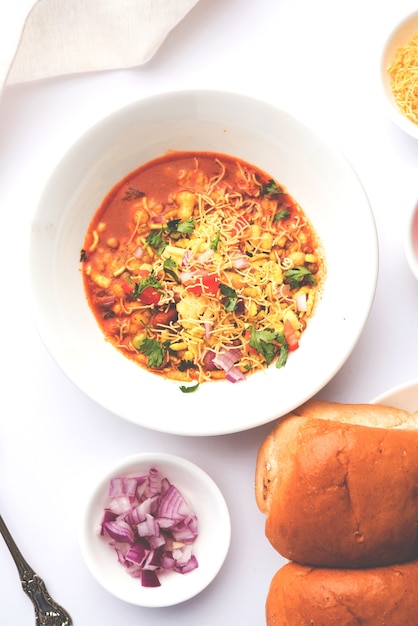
[0,0,418,624]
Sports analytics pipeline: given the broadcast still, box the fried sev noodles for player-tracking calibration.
[387,33,418,125]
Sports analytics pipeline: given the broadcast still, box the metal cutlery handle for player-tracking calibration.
[0,515,73,625]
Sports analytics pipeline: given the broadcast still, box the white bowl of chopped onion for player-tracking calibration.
[30,89,378,435]
[381,10,418,140]
[79,452,231,607]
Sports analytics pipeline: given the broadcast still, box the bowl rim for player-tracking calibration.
[79,451,232,607]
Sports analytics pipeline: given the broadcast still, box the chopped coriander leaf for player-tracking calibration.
[80,249,87,262]
[166,217,195,235]
[180,382,200,393]
[219,283,238,312]
[260,179,284,198]
[248,327,280,366]
[164,258,177,269]
[103,311,115,319]
[273,209,290,222]
[274,332,289,368]
[163,257,180,283]
[284,266,316,290]
[166,218,181,232]
[176,217,195,234]
[132,271,162,297]
[138,337,166,369]
[178,359,195,372]
[146,229,165,249]
[210,230,221,251]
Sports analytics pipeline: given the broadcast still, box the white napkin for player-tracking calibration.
[1,0,200,93]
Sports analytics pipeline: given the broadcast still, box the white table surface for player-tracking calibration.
[1,1,418,624]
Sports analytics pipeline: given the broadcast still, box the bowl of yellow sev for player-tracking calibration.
[381,10,418,139]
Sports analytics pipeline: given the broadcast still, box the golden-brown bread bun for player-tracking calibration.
[255,400,418,568]
[266,559,418,626]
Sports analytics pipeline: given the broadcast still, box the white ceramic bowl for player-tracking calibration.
[79,453,231,607]
[380,10,418,140]
[372,378,418,412]
[404,199,418,279]
[30,89,378,435]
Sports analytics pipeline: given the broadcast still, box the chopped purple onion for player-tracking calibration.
[200,349,217,370]
[109,476,138,498]
[231,253,250,269]
[125,543,147,566]
[196,249,214,264]
[212,347,241,371]
[158,484,191,520]
[133,245,144,259]
[103,519,135,544]
[225,365,247,383]
[141,569,161,588]
[179,270,196,283]
[137,513,160,538]
[99,468,199,587]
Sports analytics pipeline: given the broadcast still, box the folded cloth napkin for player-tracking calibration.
[1,0,200,94]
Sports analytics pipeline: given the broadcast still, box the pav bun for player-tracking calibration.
[266,559,418,626]
[255,400,418,568]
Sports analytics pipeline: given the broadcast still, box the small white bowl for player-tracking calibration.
[372,377,418,411]
[404,200,418,279]
[381,10,418,140]
[79,453,231,607]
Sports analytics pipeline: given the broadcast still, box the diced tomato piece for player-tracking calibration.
[284,319,299,351]
[187,274,220,295]
[243,329,258,356]
[122,281,135,295]
[138,286,161,305]
[231,216,248,238]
